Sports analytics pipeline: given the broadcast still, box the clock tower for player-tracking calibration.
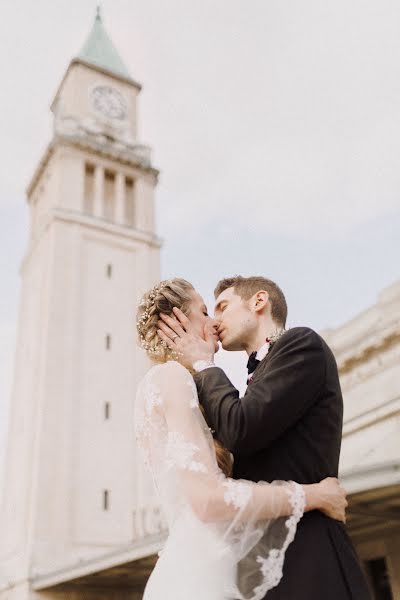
[52,7,142,150]
[0,9,162,599]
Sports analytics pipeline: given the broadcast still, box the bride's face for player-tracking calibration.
[187,290,220,352]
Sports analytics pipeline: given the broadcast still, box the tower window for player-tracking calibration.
[106,264,113,278]
[125,178,135,227]
[104,402,111,420]
[84,163,95,215]
[105,334,112,350]
[103,490,110,511]
[104,170,115,221]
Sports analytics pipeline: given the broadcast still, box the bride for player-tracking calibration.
[135,278,347,600]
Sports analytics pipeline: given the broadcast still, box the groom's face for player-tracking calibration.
[214,287,256,351]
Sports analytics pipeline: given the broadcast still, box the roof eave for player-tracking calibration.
[26,135,159,198]
[71,57,142,89]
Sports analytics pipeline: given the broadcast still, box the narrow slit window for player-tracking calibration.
[125,178,135,227]
[104,402,110,420]
[84,163,95,214]
[103,490,110,511]
[105,334,111,350]
[104,170,115,221]
[106,264,113,278]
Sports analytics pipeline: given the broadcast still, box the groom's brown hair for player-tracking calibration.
[214,276,288,327]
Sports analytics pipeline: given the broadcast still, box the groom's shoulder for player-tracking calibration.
[283,326,322,344]
[280,327,327,354]
[271,329,327,375]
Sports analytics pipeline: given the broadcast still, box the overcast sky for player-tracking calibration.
[1,0,399,474]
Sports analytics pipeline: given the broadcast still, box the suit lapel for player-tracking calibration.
[248,330,289,386]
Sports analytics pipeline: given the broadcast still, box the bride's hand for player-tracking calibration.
[313,477,348,522]
[157,308,216,368]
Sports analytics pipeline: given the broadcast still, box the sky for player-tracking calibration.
[0,0,399,476]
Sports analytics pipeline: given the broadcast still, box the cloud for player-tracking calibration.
[141,0,400,239]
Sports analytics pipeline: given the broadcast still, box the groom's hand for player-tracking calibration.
[157,308,215,369]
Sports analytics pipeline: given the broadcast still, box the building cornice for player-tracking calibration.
[342,394,400,436]
[321,281,400,374]
[337,328,400,375]
[339,338,400,392]
[54,208,163,247]
[20,208,162,275]
[339,460,400,495]
[71,58,142,89]
[27,133,159,198]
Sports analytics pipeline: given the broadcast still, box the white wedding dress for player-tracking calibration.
[135,361,305,600]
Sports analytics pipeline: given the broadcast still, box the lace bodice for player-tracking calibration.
[135,361,305,600]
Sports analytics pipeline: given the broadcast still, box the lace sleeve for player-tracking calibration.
[137,361,306,599]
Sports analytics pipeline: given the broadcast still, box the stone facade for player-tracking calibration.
[323,280,400,599]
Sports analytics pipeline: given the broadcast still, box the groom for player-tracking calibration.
[159,275,371,599]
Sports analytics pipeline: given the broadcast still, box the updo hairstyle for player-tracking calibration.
[136,278,194,363]
[136,278,233,477]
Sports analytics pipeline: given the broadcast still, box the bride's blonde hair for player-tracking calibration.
[137,278,233,477]
[137,278,194,363]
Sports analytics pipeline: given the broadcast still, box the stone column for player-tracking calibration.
[115,172,126,225]
[93,165,104,218]
[134,177,154,232]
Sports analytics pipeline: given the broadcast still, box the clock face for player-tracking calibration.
[91,86,127,120]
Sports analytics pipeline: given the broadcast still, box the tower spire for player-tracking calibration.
[76,6,132,81]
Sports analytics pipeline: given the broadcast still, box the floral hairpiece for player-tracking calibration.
[137,280,171,353]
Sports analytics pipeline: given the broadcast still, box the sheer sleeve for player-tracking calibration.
[135,361,306,599]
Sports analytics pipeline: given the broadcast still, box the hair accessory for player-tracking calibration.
[136,280,171,353]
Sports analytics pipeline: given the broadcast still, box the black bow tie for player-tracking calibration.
[247,352,260,375]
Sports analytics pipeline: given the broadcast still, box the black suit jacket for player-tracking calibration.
[194,327,371,600]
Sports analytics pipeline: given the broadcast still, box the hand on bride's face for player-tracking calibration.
[157,291,220,368]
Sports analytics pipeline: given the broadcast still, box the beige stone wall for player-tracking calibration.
[322,280,400,599]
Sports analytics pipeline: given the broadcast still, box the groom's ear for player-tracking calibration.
[253,290,269,313]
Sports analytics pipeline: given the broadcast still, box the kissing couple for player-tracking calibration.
[135,275,371,600]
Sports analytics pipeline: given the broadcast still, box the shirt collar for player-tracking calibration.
[255,340,271,362]
[254,328,287,362]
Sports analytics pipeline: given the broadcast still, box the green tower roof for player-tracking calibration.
[76,7,132,81]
